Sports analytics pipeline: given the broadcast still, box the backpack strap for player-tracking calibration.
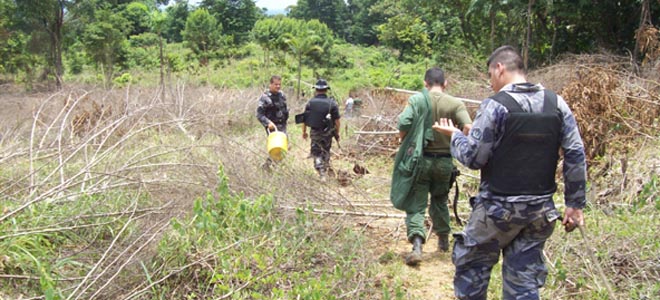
[542,89,558,114]
[491,90,558,114]
[490,91,524,113]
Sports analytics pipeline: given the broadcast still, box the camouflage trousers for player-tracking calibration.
[310,129,333,173]
[452,197,559,300]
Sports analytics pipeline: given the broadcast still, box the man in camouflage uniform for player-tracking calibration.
[302,79,341,181]
[394,67,472,266]
[433,46,587,299]
[256,75,289,169]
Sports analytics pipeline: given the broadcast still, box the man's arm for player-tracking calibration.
[256,94,275,129]
[434,99,503,170]
[558,97,587,228]
[281,93,289,122]
[455,103,473,136]
[462,124,472,135]
[302,102,311,140]
[399,130,407,140]
[397,100,415,142]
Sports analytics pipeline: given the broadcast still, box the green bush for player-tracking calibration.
[113,72,133,86]
[149,166,380,298]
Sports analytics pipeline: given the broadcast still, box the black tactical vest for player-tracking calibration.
[304,95,334,130]
[482,90,562,195]
[264,92,288,124]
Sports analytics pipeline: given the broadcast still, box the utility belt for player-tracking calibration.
[423,152,451,158]
[311,125,335,133]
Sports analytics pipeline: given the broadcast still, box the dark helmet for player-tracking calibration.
[313,79,330,90]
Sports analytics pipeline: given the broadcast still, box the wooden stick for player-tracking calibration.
[355,130,399,135]
[384,87,482,104]
[280,205,471,220]
[578,225,617,299]
[281,205,405,218]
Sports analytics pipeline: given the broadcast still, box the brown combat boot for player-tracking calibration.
[405,235,424,266]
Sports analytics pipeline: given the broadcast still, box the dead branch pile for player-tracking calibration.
[347,88,420,157]
[352,115,399,156]
[0,85,267,299]
[560,64,660,161]
[636,24,660,65]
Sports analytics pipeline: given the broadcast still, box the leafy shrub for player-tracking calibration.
[113,72,133,86]
[148,166,380,298]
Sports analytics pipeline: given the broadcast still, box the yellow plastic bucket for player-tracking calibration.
[267,130,288,161]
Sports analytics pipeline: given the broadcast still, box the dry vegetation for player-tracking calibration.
[0,54,659,300]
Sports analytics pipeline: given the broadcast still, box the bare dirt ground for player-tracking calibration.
[368,218,457,300]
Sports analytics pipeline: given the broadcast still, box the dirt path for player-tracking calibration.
[367,218,457,300]
[270,123,462,299]
[284,134,458,299]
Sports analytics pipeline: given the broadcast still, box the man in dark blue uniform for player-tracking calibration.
[301,79,341,181]
[256,75,289,169]
[434,46,587,300]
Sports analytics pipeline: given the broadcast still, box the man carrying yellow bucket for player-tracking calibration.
[300,79,341,181]
[256,75,289,170]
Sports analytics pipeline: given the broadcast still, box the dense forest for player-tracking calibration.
[1,0,659,91]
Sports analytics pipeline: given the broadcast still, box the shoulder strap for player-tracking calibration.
[490,91,523,113]
[421,89,432,126]
[421,89,431,111]
[542,89,557,114]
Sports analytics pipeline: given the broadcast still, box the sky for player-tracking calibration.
[255,0,298,14]
[186,0,298,15]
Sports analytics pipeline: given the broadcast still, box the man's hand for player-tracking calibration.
[302,132,308,140]
[432,118,460,136]
[267,122,276,131]
[562,207,584,232]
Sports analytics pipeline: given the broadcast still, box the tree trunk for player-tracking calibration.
[633,0,651,65]
[159,33,165,100]
[523,0,535,71]
[489,0,496,52]
[458,14,480,51]
[550,15,557,61]
[296,53,302,100]
[51,0,65,89]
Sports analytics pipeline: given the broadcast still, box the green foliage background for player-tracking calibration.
[1,0,659,91]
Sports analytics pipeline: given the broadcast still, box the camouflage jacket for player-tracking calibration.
[450,83,587,208]
[256,91,288,127]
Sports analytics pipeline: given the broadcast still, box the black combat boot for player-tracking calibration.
[405,235,424,266]
[438,233,449,252]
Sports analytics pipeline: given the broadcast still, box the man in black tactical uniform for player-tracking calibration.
[301,79,341,181]
[256,75,289,169]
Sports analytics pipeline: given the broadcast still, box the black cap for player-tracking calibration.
[313,79,330,90]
